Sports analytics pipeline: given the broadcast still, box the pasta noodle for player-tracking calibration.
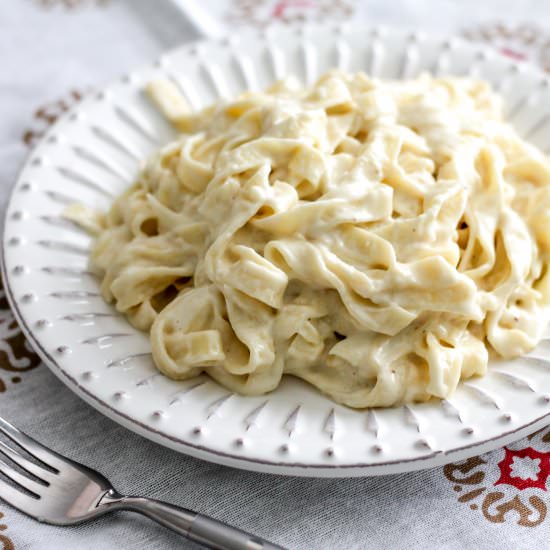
[65,71,550,408]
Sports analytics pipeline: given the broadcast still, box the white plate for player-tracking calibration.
[4,25,550,477]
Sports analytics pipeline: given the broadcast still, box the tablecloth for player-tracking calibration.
[2,1,550,548]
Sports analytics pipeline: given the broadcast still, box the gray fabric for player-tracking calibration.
[1,1,550,548]
[3,367,548,549]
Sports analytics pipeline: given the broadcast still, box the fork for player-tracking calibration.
[0,417,285,550]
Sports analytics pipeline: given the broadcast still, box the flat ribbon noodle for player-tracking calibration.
[68,71,550,408]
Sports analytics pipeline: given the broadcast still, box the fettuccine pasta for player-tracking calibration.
[66,71,550,408]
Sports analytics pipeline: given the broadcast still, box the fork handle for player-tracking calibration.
[101,493,286,550]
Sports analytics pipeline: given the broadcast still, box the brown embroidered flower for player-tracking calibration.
[0,279,41,393]
[22,89,85,148]
[31,0,109,10]
[226,0,355,28]
[463,22,550,73]
[0,511,15,550]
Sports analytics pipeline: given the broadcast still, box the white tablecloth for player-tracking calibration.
[2,1,550,548]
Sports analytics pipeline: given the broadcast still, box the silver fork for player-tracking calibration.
[0,417,285,550]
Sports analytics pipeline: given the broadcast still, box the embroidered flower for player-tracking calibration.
[496,447,550,491]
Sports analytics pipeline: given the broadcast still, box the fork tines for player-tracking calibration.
[0,417,60,509]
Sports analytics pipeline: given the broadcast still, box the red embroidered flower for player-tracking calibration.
[495,447,550,491]
[271,1,315,18]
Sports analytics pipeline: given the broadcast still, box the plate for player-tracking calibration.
[4,25,550,477]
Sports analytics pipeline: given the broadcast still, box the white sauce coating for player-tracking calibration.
[65,71,550,408]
